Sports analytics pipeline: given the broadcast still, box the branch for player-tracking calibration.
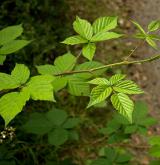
[54,54,160,76]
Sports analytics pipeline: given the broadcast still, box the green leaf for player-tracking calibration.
[109,74,126,85]
[0,40,30,55]
[48,128,68,146]
[63,118,80,129]
[0,55,6,65]
[73,16,93,40]
[0,73,19,91]
[52,77,67,92]
[26,75,55,101]
[149,146,160,158]
[132,21,146,35]
[146,37,157,49]
[87,85,112,108]
[148,34,160,41]
[0,92,29,126]
[23,113,53,135]
[88,78,110,85]
[148,20,160,32]
[92,16,118,34]
[54,52,76,72]
[36,65,58,75]
[62,35,88,45]
[67,76,90,96]
[113,80,143,94]
[11,64,30,85]
[91,32,122,42]
[82,43,96,61]
[46,109,68,126]
[0,24,23,45]
[75,61,106,79]
[111,93,134,123]
[124,125,137,134]
[149,136,160,146]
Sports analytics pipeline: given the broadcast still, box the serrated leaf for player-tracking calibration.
[111,93,134,123]
[0,73,19,91]
[82,43,96,61]
[88,78,110,85]
[113,80,143,94]
[73,16,93,40]
[75,61,106,79]
[67,76,90,96]
[48,128,68,146]
[11,64,30,85]
[87,85,112,108]
[132,21,146,35]
[26,75,55,101]
[92,16,118,34]
[0,24,23,45]
[62,35,88,45]
[46,109,68,126]
[23,113,53,135]
[0,92,29,126]
[0,40,30,55]
[0,55,6,65]
[109,74,126,85]
[62,118,80,129]
[91,32,122,42]
[146,37,157,49]
[148,20,160,32]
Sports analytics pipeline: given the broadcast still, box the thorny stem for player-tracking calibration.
[54,54,160,76]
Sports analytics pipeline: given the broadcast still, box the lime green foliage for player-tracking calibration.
[23,109,80,146]
[88,74,143,122]
[132,20,160,49]
[62,16,122,60]
[0,25,30,64]
[149,136,160,158]
[90,147,131,165]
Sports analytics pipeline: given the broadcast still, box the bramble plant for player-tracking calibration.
[0,16,160,164]
[0,16,160,126]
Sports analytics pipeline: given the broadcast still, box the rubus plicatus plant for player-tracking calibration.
[0,16,160,126]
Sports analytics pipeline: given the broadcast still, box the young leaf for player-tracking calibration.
[111,93,134,123]
[48,128,68,146]
[92,16,118,34]
[0,24,23,45]
[113,80,143,94]
[148,20,160,32]
[109,74,126,85]
[146,37,157,49]
[0,92,28,126]
[23,113,53,135]
[91,32,122,42]
[11,64,30,85]
[87,85,112,108]
[132,21,146,35]
[36,64,58,75]
[0,55,6,65]
[88,78,110,85]
[67,76,90,96]
[0,40,30,55]
[46,109,68,126]
[52,77,67,92]
[73,16,93,40]
[0,73,19,91]
[82,43,96,61]
[61,35,88,45]
[26,75,55,101]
